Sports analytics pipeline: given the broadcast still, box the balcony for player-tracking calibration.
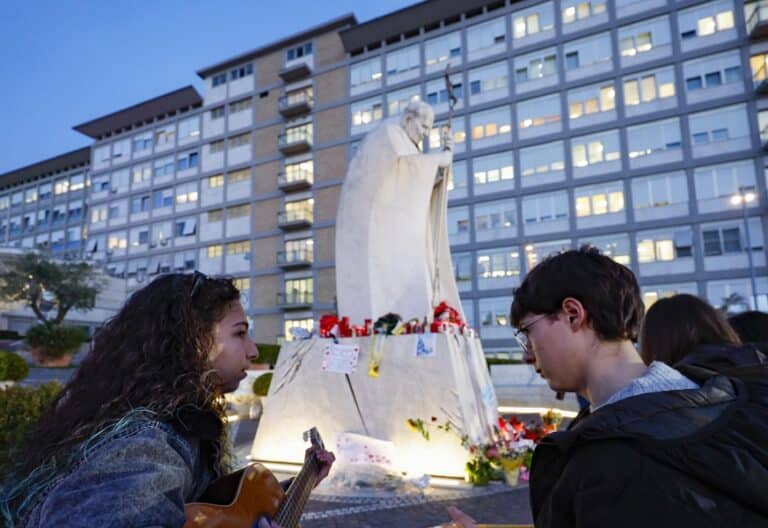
[277,291,313,309]
[748,2,768,38]
[277,208,313,230]
[276,248,313,269]
[278,130,313,155]
[279,61,312,82]
[754,65,768,93]
[278,170,313,192]
[278,92,313,118]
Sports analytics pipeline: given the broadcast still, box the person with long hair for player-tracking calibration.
[0,272,333,527]
[639,293,742,366]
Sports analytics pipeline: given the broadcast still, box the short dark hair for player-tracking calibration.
[510,246,644,341]
[727,310,768,344]
[640,294,741,365]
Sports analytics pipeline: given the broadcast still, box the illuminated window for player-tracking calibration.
[207,244,223,258]
[208,174,224,188]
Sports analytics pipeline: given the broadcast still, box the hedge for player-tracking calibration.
[0,351,29,382]
[252,372,273,397]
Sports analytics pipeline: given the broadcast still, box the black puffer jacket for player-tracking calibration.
[530,346,768,527]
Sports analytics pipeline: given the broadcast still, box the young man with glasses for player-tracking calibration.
[449,246,768,527]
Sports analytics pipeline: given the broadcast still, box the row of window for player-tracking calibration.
[211,63,254,87]
[0,173,86,210]
[351,0,738,92]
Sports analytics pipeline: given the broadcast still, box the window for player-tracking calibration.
[473,151,514,192]
[579,234,630,265]
[153,157,174,179]
[208,174,224,188]
[751,52,768,84]
[24,188,37,203]
[226,240,251,255]
[425,31,462,71]
[467,17,507,57]
[448,160,468,199]
[153,187,174,209]
[386,85,420,117]
[284,123,313,144]
[350,57,382,91]
[702,227,742,256]
[474,199,516,240]
[284,318,314,340]
[618,16,671,59]
[286,42,312,62]
[627,118,682,158]
[111,170,130,193]
[351,97,383,128]
[452,252,472,290]
[477,248,521,280]
[229,98,252,114]
[468,61,508,103]
[178,116,200,141]
[207,209,224,223]
[520,140,565,180]
[212,73,227,87]
[429,117,466,151]
[228,132,251,149]
[284,198,313,222]
[623,67,676,105]
[447,206,470,243]
[385,44,420,80]
[68,201,83,220]
[571,129,621,167]
[425,75,463,106]
[685,51,742,92]
[133,132,153,153]
[470,105,512,143]
[228,168,250,184]
[479,297,512,330]
[524,239,572,270]
[284,278,313,303]
[522,191,569,224]
[175,217,197,237]
[575,182,624,217]
[91,205,108,224]
[0,195,8,210]
[515,47,557,83]
[177,151,199,171]
[112,139,130,161]
[229,63,253,80]
[175,182,198,205]
[227,204,250,218]
[54,178,69,195]
[94,145,111,165]
[156,125,176,145]
[678,0,735,40]
[210,106,225,120]
[513,3,555,40]
[207,244,223,258]
[285,160,314,185]
[109,200,127,219]
[694,160,756,202]
[517,94,561,129]
[632,171,689,209]
[564,32,612,72]
[568,82,616,121]
[637,228,693,262]
[39,182,52,200]
[688,104,749,147]
[562,0,607,24]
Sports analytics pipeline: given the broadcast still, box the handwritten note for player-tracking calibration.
[321,343,360,374]
[415,333,436,357]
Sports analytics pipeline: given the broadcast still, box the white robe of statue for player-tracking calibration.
[335,102,464,323]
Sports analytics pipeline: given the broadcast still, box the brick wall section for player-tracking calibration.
[255,51,283,89]
[314,68,346,106]
[253,275,281,309]
[314,227,335,263]
[315,32,346,69]
[255,124,281,158]
[254,160,280,194]
[252,236,281,271]
[252,313,282,343]
[255,89,280,123]
[314,185,341,223]
[253,197,280,231]
[315,145,347,183]
[315,268,336,305]
[315,107,346,145]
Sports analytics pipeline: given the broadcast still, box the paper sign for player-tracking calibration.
[321,343,359,374]
[335,432,395,467]
[415,333,436,357]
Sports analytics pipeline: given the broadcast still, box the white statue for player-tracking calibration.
[335,100,464,323]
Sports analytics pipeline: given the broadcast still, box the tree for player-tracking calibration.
[0,252,104,325]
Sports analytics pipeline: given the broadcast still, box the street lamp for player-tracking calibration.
[730,187,758,309]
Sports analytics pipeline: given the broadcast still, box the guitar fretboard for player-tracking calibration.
[274,456,321,528]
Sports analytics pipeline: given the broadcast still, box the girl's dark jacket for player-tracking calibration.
[530,344,768,527]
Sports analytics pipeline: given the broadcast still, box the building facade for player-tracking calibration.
[1,0,767,356]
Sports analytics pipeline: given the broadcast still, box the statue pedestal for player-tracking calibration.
[250,334,498,478]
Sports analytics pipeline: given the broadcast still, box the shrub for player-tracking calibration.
[252,372,273,397]
[26,324,88,358]
[0,382,61,473]
[252,343,280,368]
[0,330,21,340]
[0,351,29,381]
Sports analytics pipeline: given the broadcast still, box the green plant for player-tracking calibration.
[252,343,280,367]
[0,330,21,340]
[0,350,29,381]
[26,324,88,358]
[0,382,61,473]
[252,372,273,397]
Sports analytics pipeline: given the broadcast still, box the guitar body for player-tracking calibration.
[183,463,285,528]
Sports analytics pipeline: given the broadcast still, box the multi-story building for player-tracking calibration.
[1,0,767,356]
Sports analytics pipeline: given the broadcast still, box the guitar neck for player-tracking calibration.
[274,457,321,528]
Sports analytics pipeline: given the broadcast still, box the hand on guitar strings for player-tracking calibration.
[445,506,478,528]
[308,446,336,484]
[255,516,283,528]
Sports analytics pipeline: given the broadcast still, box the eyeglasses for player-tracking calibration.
[190,270,209,299]
[513,314,549,356]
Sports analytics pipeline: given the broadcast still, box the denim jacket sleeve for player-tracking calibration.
[29,422,206,528]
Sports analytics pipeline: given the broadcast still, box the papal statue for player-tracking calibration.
[335,100,464,322]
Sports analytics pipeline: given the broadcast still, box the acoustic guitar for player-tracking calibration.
[184,427,324,528]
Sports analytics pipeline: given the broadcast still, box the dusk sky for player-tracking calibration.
[0,0,416,174]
